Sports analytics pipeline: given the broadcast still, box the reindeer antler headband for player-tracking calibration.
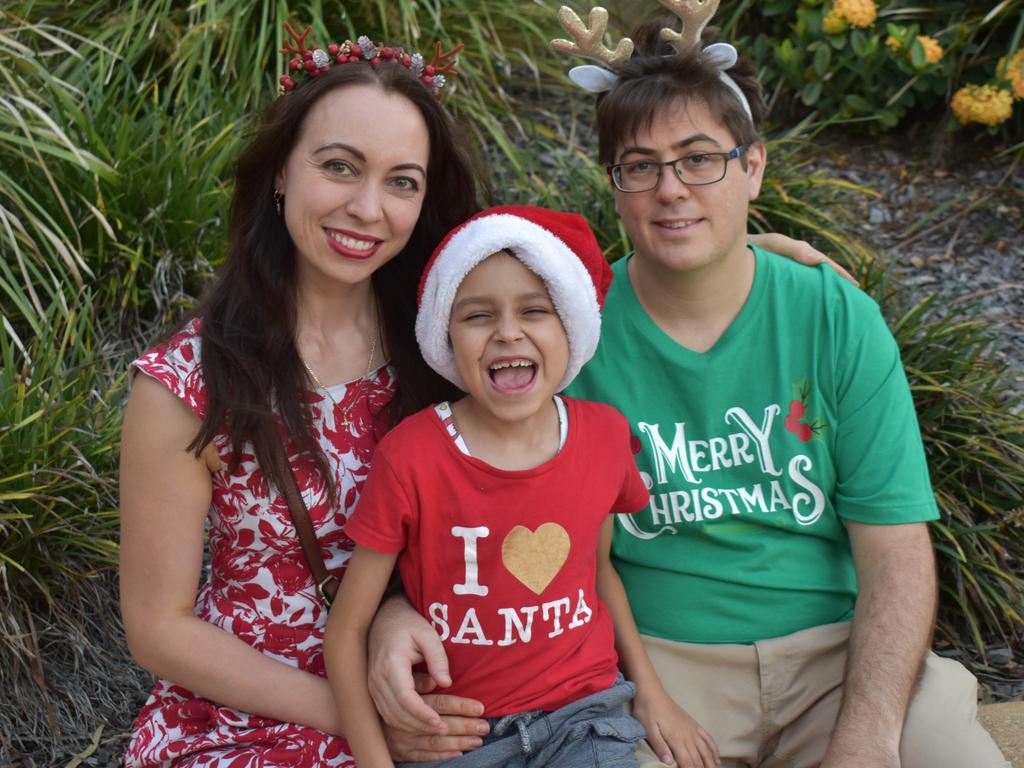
[278,21,463,97]
[550,1,752,119]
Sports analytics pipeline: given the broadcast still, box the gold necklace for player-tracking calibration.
[301,324,379,431]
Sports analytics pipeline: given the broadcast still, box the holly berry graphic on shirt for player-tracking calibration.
[784,380,828,442]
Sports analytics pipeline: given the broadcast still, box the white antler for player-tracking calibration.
[657,0,720,53]
[551,6,634,68]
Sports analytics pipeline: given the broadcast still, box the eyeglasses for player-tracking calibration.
[607,146,747,193]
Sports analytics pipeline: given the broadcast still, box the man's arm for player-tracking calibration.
[367,593,489,761]
[822,521,937,768]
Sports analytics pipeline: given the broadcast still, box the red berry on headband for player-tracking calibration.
[424,64,436,76]
[402,54,412,66]
[381,47,394,58]
[303,50,313,60]
[336,54,348,64]
[370,56,380,66]
[422,75,433,85]
[280,75,295,90]
[304,59,317,73]
[350,44,362,58]
[328,43,339,55]
[289,58,300,71]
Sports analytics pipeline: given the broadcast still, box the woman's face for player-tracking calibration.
[276,83,430,289]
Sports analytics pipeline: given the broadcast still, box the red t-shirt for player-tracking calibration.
[346,397,649,716]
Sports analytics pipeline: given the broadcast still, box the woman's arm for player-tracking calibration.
[748,232,857,286]
[324,546,401,768]
[596,518,720,768]
[120,374,341,734]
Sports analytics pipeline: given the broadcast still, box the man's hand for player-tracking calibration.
[382,692,489,762]
[747,232,858,286]
[367,594,486,735]
[821,733,900,768]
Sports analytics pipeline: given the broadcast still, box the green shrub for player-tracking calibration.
[721,0,1024,133]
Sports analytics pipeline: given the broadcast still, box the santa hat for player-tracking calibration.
[416,205,613,392]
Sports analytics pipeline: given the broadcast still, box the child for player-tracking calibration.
[325,205,719,768]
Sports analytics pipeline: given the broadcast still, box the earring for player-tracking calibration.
[274,190,284,217]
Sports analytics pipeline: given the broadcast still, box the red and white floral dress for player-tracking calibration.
[125,319,394,768]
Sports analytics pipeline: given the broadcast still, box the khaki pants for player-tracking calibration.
[635,622,1009,768]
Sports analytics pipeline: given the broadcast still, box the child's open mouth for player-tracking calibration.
[488,358,537,395]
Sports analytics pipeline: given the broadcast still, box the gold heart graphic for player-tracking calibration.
[501,523,571,595]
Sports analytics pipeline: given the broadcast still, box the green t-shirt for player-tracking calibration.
[567,247,938,644]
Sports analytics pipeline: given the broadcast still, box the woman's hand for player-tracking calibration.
[634,687,720,768]
[748,232,858,286]
[367,594,487,735]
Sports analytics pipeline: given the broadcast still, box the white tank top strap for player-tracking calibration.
[434,401,471,455]
[434,396,568,457]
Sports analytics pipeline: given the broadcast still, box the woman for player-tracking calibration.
[119,21,842,768]
[120,32,477,765]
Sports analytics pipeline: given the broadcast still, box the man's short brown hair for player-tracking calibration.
[596,19,766,165]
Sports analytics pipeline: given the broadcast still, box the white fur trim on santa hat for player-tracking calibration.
[416,212,602,392]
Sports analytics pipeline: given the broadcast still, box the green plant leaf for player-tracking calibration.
[801,79,823,105]
[843,93,875,112]
[910,38,928,68]
[813,43,832,75]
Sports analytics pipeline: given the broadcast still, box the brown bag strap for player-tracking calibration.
[273,443,339,607]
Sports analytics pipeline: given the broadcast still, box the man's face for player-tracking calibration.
[612,97,766,277]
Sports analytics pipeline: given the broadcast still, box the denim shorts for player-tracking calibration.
[398,675,645,768]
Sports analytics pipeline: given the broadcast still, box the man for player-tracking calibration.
[559,17,1007,768]
[367,15,1008,768]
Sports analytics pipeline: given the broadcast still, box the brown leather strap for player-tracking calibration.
[274,444,339,606]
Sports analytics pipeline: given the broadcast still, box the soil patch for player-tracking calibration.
[980,702,1024,767]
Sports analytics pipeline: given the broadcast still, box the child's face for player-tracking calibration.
[612,96,766,276]
[448,251,570,422]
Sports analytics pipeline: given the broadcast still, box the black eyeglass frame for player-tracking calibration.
[606,145,747,193]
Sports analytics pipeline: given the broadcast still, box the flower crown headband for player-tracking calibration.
[278,21,463,97]
[549,0,752,120]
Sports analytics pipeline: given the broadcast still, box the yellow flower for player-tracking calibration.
[886,35,902,53]
[997,48,1024,100]
[951,84,1014,126]
[833,0,877,28]
[916,35,943,65]
[823,8,847,35]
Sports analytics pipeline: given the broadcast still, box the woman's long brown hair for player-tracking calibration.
[182,62,478,501]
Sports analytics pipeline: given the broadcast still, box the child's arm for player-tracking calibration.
[324,545,401,768]
[596,517,720,768]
